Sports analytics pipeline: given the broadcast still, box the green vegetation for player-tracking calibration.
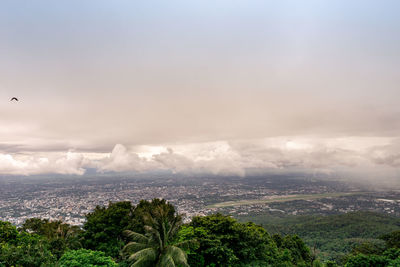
[238,211,400,264]
[122,202,191,266]
[342,234,400,267]
[179,213,312,266]
[1,201,400,266]
[59,249,118,267]
[22,218,82,258]
[82,201,135,258]
[0,222,56,266]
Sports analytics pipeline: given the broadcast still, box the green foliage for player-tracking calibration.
[342,229,400,266]
[58,249,118,267]
[388,257,400,267]
[184,213,310,267]
[21,218,51,236]
[312,259,323,267]
[344,254,389,267]
[21,218,82,259]
[0,229,56,267]
[380,230,400,249]
[122,199,191,267]
[187,214,245,266]
[130,199,176,234]
[383,248,400,260]
[324,260,339,267]
[0,221,18,243]
[240,211,400,262]
[277,234,312,265]
[82,201,135,258]
[0,200,323,267]
[351,241,385,255]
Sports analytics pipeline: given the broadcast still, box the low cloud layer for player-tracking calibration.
[0,152,85,175]
[0,137,398,177]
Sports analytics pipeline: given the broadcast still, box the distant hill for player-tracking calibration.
[237,211,400,262]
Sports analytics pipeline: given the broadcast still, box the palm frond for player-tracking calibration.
[132,257,154,267]
[167,216,183,240]
[144,225,162,248]
[174,239,199,250]
[124,205,189,267]
[143,225,155,233]
[167,245,189,267]
[143,213,157,227]
[124,230,149,244]
[129,247,157,262]
[161,220,167,247]
[123,241,148,254]
[158,254,176,267]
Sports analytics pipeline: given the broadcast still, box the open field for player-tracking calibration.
[207,192,366,208]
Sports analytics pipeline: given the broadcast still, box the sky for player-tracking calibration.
[1,0,400,178]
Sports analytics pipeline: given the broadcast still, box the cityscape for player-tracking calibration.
[1,174,399,227]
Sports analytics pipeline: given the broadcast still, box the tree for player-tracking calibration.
[81,199,180,260]
[21,218,50,236]
[383,248,400,260]
[344,254,388,267]
[278,235,312,265]
[22,218,82,258]
[122,201,191,266]
[351,241,385,256]
[58,249,117,267]
[130,199,176,234]
[380,230,400,249]
[185,213,280,267]
[0,231,56,267]
[0,221,18,243]
[82,201,135,258]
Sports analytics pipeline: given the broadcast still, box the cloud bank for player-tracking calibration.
[0,152,85,175]
[0,137,398,177]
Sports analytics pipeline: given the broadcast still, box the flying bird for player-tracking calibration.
[10,97,18,101]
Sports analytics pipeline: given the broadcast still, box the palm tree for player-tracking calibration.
[122,205,194,267]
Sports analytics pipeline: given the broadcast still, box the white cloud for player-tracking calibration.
[97,144,158,172]
[153,146,246,176]
[0,151,85,175]
[0,137,399,176]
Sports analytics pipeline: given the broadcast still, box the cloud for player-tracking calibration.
[153,146,246,176]
[368,139,400,167]
[97,144,158,172]
[227,139,362,171]
[0,137,398,177]
[0,151,85,175]
[95,139,391,177]
[1,1,400,179]
[153,148,195,173]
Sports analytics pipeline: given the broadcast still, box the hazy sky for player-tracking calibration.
[1,1,400,177]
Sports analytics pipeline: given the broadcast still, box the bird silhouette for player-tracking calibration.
[10,97,18,101]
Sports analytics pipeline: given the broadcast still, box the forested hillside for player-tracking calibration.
[238,211,400,264]
[1,200,400,266]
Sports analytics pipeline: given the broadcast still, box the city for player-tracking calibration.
[1,174,399,226]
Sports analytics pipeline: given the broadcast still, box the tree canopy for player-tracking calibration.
[122,201,191,266]
[2,200,400,266]
[82,201,135,258]
[58,249,117,267]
